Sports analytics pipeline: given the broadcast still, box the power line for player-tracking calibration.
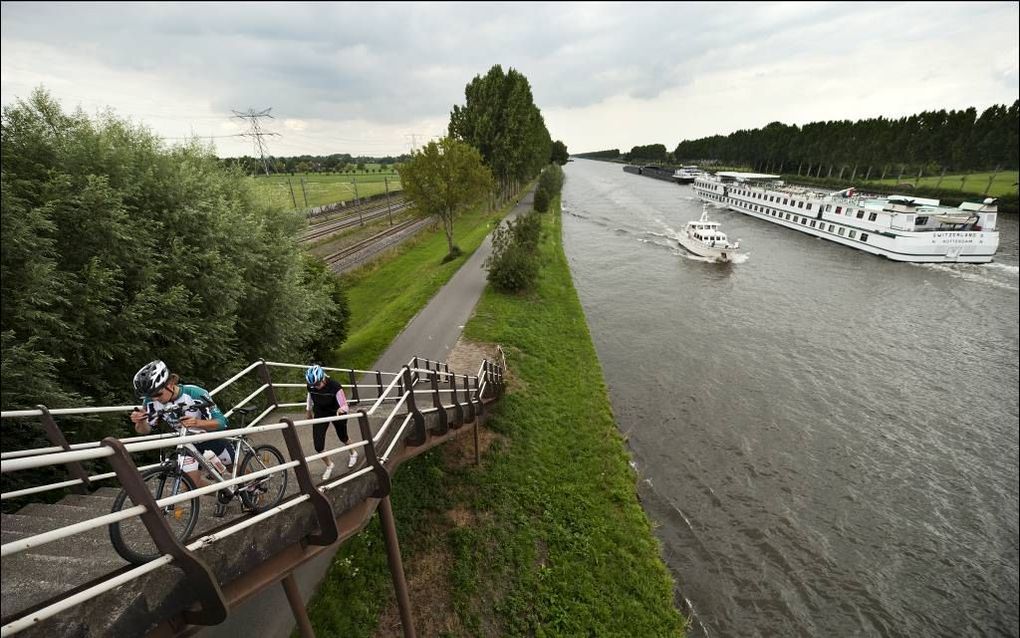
[232,108,279,176]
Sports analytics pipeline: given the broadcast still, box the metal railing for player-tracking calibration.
[0,354,506,637]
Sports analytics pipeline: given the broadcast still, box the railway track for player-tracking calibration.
[298,197,409,244]
[323,216,433,272]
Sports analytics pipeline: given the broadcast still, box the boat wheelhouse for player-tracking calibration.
[692,172,999,263]
[678,208,743,262]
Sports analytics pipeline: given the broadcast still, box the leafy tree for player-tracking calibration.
[398,136,493,260]
[533,186,550,213]
[1,89,350,456]
[550,140,569,165]
[449,65,552,202]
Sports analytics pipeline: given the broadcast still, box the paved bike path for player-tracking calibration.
[200,188,534,637]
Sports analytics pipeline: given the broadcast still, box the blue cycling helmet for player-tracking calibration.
[305,365,326,385]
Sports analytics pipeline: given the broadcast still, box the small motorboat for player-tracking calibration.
[678,208,743,262]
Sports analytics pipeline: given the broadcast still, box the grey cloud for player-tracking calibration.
[2,1,1017,127]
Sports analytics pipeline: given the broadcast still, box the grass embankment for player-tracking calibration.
[252,170,402,210]
[306,198,685,636]
[334,191,526,371]
[864,170,1017,198]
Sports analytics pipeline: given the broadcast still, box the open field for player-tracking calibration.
[863,171,1018,198]
[251,171,402,211]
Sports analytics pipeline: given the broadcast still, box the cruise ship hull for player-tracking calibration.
[693,177,999,263]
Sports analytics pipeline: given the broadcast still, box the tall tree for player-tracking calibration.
[398,137,493,260]
[550,140,569,165]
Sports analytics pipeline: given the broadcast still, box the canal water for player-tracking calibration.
[560,159,1019,637]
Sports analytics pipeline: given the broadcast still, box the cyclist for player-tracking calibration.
[305,364,355,481]
[130,360,235,514]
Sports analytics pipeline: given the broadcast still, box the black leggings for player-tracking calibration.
[313,419,349,453]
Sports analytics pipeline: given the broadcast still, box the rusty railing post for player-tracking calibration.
[448,374,464,429]
[347,369,360,404]
[282,573,315,638]
[356,410,414,636]
[256,359,279,408]
[463,374,476,423]
[38,405,91,494]
[430,371,448,435]
[402,367,426,446]
[100,437,227,626]
[375,371,384,403]
[474,365,486,417]
[280,418,338,546]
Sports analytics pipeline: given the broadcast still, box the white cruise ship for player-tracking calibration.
[693,172,1000,263]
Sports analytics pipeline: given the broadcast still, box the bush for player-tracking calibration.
[513,211,541,250]
[484,216,540,292]
[533,186,550,213]
[538,163,565,196]
[1,89,351,453]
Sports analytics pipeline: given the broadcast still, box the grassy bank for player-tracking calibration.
[335,190,527,371]
[306,198,684,636]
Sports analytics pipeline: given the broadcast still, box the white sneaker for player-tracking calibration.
[347,450,359,469]
[321,463,334,481]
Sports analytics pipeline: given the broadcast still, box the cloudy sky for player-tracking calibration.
[2,2,1017,158]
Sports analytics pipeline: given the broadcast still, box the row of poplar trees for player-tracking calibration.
[449,65,556,203]
[674,101,1019,175]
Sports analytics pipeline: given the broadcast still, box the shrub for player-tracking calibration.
[513,211,541,250]
[539,163,565,196]
[533,186,550,213]
[485,217,539,292]
[1,88,350,453]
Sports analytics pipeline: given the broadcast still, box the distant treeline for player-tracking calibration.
[221,153,411,175]
[674,101,1019,174]
[574,149,621,160]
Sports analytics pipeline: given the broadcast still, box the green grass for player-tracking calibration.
[863,170,1018,197]
[306,197,685,636]
[333,192,526,371]
[251,171,403,210]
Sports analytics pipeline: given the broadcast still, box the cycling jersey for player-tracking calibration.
[143,384,228,434]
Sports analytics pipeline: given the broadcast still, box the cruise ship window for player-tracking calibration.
[798,202,804,209]
[810,220,817,227]
[835,206,842,214]
[860,233,869,242]
[784,199,789,205]
[856,210,864,219]
[807,203,813,210]
[785,213,791,220]
[826,205,832,212]
[828,224,835,232]
[801,218,807,225]
[916,216,929,225]
[868,212,877,222]
[849,230,857,238]
[838,227,845,236]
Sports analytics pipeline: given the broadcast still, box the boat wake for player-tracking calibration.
[913,262,1019,292]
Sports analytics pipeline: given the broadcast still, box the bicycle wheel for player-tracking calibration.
[238,445,288,513]
[109,467,200,565]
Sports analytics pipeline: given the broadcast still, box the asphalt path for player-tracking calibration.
[199,187,534,638]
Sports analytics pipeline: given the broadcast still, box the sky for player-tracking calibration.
[2,1,1018,158]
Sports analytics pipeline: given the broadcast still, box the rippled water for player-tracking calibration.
[560,159,1019,637]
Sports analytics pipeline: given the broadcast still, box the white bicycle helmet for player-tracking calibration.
[134,360,170,398]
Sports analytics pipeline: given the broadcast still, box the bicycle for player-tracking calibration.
[108,401,289,565]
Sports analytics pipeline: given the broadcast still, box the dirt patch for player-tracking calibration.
[372,544,466,638]
[444,337,499,377]
[442,423,503,471]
